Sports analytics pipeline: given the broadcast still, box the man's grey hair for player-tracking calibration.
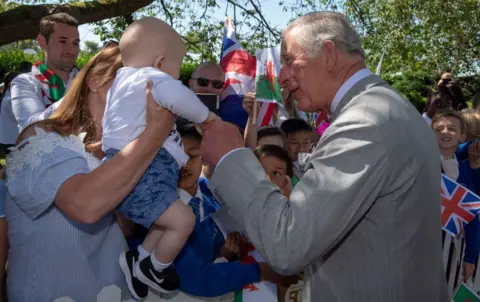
[192,62,224,78]
[284,12,365,59]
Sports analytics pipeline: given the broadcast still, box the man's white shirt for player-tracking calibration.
[10,69,77,131]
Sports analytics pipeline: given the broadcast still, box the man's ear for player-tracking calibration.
[37,35,47,51]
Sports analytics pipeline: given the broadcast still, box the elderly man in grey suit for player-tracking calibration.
[200,12,448,301]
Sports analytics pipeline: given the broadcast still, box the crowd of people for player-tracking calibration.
[0,10,479,302]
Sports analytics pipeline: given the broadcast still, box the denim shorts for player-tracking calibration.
[103,148,179,228]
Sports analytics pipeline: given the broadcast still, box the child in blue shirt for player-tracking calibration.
[432,111,480,281]
[125,118,274,299]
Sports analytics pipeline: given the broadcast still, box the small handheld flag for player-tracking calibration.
[452,283,480,302]
[441,174,480,236]
[234,242,278,302]
[255,46,283,105]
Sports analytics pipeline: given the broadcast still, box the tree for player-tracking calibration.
[1,0,478,105]
[0,0,155,46]
[84,41,100,55]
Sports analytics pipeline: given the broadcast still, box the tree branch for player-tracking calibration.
[200,0,209,19]
[180,35,205,56]
[347,0,374,36]
[0,0,154,47]
[248,0,281,42]
[159,0,174,26]
[226,0,281,42]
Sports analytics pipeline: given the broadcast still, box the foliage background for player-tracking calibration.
[0,0,479,110]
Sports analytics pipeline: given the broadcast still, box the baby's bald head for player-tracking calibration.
[120,17,186,78]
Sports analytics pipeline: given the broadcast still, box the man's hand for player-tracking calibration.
[259,262,300,288]
[463,261,476,282]
[200,120,244,167]
[469,142,480,169]
[281,176,292,198]
[220,232,243,261]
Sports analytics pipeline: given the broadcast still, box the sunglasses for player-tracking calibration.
[192,77,224,89]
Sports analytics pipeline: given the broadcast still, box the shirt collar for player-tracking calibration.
[177,187,203,205]
[440,154,457,162]
[331,68,373,113]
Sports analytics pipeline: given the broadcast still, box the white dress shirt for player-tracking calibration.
[331,68,373,113]
[10,69,77,131]
[218,68,374,167]
[441,155,459,181]
[178,187,205,221]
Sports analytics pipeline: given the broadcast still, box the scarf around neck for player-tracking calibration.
[32,61,77,104]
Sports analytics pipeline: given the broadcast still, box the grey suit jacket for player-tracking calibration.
[209,74,449,301]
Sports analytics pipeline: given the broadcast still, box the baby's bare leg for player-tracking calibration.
[152,199,195,263]
[141,226,164,253]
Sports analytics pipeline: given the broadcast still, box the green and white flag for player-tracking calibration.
[255,46,283,105]
[234,243,278,302]
[453,283,480,302]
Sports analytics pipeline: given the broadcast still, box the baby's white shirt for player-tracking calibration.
[102,67,210,167]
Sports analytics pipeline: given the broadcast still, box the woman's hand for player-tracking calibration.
[144,80,176,138]
[54,81,179,224]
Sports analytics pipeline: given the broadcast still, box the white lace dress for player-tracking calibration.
[5,128,132,302]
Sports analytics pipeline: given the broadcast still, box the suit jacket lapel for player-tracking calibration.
[330,74,387,123]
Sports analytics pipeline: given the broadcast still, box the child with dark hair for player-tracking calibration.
[280,118,312,162]
[280,118,312,186]
[432,110,480,282]
[257,126,285,148]
[124,118,294,300]
[254,145,293,197]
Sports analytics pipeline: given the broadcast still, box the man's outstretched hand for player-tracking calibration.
[200,119,245,167]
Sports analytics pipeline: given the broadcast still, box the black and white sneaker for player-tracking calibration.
[119,250,149,300]
[135,256,179,293]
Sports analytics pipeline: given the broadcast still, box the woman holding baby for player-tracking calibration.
[4,46,175,301]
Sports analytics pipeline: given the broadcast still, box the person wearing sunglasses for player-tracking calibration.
[189,63,225,96]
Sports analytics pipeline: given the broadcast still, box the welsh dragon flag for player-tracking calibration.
[220,17,277,129]
[234,242,278,302]
[256,46,282,105]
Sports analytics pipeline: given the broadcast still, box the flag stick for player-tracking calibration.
[252,99,258,125]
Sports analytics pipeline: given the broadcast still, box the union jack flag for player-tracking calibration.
[220,17,275,129]
[441,174,480,236]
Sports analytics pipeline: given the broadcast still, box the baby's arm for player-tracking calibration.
[152,80,211,124]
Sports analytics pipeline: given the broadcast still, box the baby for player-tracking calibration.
[101,18,216,299]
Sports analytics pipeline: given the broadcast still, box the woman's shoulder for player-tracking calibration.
[7,127,100,180]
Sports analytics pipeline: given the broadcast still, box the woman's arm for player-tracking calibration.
[55,82,176,224]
